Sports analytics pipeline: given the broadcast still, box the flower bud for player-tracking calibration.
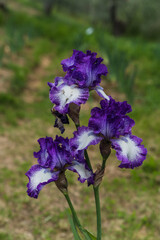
[94,164,105,188]
[100,139,111,160]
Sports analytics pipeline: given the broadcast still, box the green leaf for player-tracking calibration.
[81,229,97,240]
[67,211,82,240]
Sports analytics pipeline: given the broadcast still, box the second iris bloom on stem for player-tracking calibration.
[70,97,147,169]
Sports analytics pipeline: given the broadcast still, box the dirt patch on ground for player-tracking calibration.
[0,135,17,169]
[0,68,13,93]
[8,0,40,16]
[23,55,51,103]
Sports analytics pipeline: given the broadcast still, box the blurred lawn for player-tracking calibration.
[0,1,160,240]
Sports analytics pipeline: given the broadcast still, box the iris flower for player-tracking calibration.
[70,97,147,169]
[26,136,94,198]
[48,50,109,115]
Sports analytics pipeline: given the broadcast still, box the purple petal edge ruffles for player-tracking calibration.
[48,81,89,114]
[111,135,147,169]
[26,165,59,198]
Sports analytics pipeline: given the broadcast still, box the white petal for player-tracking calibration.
[30,168,53,190]
[74,162,91,178]
[111,135,147,169]
[114,137,141,162]
[95,86,109,100]
[78,131,96,150]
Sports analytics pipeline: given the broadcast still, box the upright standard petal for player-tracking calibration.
[70,126,103,154]
[61,50,85,72]
[63,50,108,88]
[48,136,71,170]
[49,81,89,114]
[89,98,134,139]
[26,165,59,198]
[34,137,54,168]
[111,135,147,169]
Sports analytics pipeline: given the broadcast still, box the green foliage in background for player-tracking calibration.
[0,1,160,239]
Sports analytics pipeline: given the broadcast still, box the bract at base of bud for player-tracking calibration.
[55,172,68,194]
[68,103,80,126]
[94,164,105,188]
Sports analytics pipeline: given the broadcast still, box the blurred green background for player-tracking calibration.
[0,0,160,239]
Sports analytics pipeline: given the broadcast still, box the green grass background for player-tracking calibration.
[0,1,160,239]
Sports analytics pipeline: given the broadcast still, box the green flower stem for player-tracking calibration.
[84,149,93,171]
[64,192,81,228]
[101,157,107,170]
[93,186,101,240]
[74,122,101,238]
[85,149,102,239]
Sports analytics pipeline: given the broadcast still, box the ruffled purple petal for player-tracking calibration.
[111,135,147,169]
[70,126,103,154]
[61,50,86,72]
[49,81,89,114]
[67,161,94,185]
[26,165,59,198]
[48,77,64,88]
[54,135,70,150]
[100,98,132,114]
[63,50,108,88]
[34,137,54,168]
[48,136,72,170]
[89,98,134,139]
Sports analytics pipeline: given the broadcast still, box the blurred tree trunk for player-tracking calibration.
[90,0,96,25]
[44,0,54,16]
[110,0,126,36]
[0,1,8,12]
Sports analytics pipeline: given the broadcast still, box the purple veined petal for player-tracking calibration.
[61,50,86,72]
[54,77,64,86]
[111,135,147,169]
[94,86,110,100]
[49,82,89,114]
[34,137,54,168]
[25,165,59,198]
[67,161,94,185]
[48,77,64,89]
[48,136,72,170]
[89,107,108,136]
[54,135,70,152]
[62,50,108,88]
[70,126,103,154]
[100,98,132,115]
[89,98,134,139]
[89,105,123,139]
[70,57,108,88]
[116,116,135,137]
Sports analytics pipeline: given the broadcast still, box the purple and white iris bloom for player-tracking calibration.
[62,50,108,89]
[48,78,89,114]
[26,136,94,198]
[70,97,147,169]
[48,50,109,115]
